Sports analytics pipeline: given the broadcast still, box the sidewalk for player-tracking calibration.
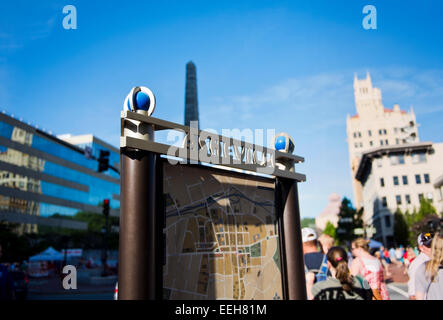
[28,275,115,296]
[384,263,409,283]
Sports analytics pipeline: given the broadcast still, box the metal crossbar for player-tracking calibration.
[121,111,306,182]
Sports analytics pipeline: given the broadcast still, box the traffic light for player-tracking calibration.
[103,199,110,217]
[98,150,110,172]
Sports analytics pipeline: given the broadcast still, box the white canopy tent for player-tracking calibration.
[29,247,64,262]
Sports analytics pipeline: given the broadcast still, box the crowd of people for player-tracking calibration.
[2,227,442,301]
[302,227,443,300]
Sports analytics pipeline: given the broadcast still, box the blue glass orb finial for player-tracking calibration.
[274,132,295,154]
[135,91,150,111]
[275,136,286,152]
[123,86,156,116]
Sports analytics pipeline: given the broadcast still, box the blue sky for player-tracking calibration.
[1,0,442,218]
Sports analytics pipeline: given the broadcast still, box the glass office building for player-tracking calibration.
[0,112,120,233]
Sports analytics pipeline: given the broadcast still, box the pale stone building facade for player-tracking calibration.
[347,73,419,209]
[315,193,341,232]
[355,142,443,246]
[434,174,443,212]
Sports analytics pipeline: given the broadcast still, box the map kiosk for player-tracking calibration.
[118,88,307,300]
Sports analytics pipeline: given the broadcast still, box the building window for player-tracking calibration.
[368,130,372,137]
[376,158,382,167]
[370,141,373,146]
[383,129,387,135]
[358,132,362,138]
[396,138,400,144]
[380,140,384,146]
[360,142,363,148]
[419,194,424,202]
[427,193,433,202]
[382,197,387,207]
[353,132,357,138]
[379,129,382,135]
[412,152,427,163]
[354,142,358,148]
[394,128,398,133]
[390,155,404,165]
[405,194,411,204]
[402,175,408,185]
[396,195,402,205]
[424,174,430,183]
[380,178,385,187]
[393,176,399,186]
[415,174,422,184]
[385,215,391,228]
[385,139,389,145]
[398,155,405,164]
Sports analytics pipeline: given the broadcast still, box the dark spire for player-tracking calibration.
[184,61,199,129]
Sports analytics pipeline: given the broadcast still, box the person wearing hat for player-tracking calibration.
[407,232,433,300]
[415,233,443,300]
[302,227,330,299]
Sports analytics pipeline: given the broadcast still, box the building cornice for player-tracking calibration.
[355,141,434,182]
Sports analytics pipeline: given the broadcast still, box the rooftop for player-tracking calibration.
[355,141,434,182]
[350,108,407,119]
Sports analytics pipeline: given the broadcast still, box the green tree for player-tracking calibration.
[301,217,316,229]
[354,207,364,232]
[403,199,438,246]
[336,197,359,246]
[38,211,120,250]
[0,221,49,263]
[417,198,437,221]
[393,208,409,246]
[0,208,121,263]
[323,221,336,240]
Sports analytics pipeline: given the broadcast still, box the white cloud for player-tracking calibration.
[369,68,443,114]
[0,16,56,53]
[416,105,443,115]
[201,71,353,137]
[30,17,56,40]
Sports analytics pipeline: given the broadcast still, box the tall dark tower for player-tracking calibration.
[184,61,199,129]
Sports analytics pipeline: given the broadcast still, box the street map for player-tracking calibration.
[163,162,283,300]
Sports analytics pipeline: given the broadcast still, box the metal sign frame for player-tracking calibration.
[118,111,307,300]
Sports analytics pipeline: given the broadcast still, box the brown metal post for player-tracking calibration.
[277,177,307,300]
[118,148,160,299]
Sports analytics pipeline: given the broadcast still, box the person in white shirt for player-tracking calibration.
[407,233,432,300]
[415,233,443,300]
